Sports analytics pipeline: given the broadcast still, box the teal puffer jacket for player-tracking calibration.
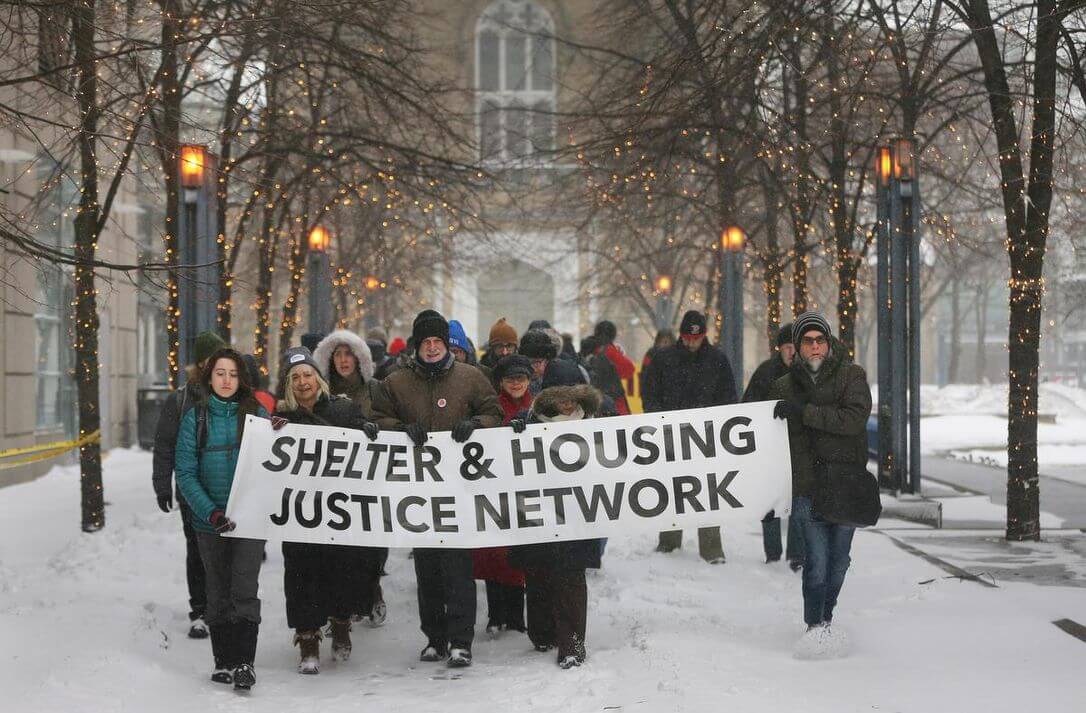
[175,395,267,533]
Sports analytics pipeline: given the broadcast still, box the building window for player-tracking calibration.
[34,155,77,435]
[475,0,557,163]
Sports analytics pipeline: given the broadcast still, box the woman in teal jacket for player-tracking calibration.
[175,347,268,691]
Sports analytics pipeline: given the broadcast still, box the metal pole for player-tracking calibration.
[876,175,892,490]
[730,249,744,384]
[307,251,332,333]
[890,176,908,493]
[906,174,922,495]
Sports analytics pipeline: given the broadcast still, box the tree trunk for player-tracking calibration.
[158,0,182,386]
[960,0,1059,540]
[278,227,308,359]
[762,167,783,351]
[71,0,105,532]
[974,282,988,382]
[948,277,961,383]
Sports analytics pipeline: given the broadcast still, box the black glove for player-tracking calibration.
[271,415,289,431]
[509,418,527,434]
[773,399,806,421]
[209,510,236,534]
[362,420,380,440]
[405,422,429,446]
[157,493,173,513]
[451,419,477,443]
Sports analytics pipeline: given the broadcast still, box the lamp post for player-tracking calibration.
[654,275,673,331]
[875,145,893,489]
[895,137,922,495]
[364,275,382,330]
[177,144,220,373]
[720,226,746,384]
[876,137,922,495]
[307,226,334,333]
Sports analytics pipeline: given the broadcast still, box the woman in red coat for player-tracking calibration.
[473,355,533,634]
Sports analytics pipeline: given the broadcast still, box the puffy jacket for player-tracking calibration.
[151,377,204,500]
[641,341,737,413]
[768,337,872,498]
[174,395,268,533]
[274,392,368,430]
[371,357,503,433]
[742,353,790,403]
[509,384,604,571]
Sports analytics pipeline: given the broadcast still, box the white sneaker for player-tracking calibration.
[794,623,849,660]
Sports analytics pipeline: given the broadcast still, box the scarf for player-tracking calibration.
[534,406,585,423]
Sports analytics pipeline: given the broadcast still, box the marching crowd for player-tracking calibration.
[153,306,872,691]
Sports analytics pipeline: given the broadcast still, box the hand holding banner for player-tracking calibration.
[225,401,792,548]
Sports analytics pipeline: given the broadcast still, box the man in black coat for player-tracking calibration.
[743,323,805,570]
[151,330,225,639]
[641,310,737,563]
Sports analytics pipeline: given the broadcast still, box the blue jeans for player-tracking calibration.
[792,496,855,627]
[761,510,805,563]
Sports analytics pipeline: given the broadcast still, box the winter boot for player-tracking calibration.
[369,585,387,627]
[294,629,322,674]
[558,655,582,670]
[188,616,209,639]
[486,619,502,636]
[419,641,447,662]
[447,646,472,668]
[329,617,352,662]
[209,623,233,684]
[233,621,259,690]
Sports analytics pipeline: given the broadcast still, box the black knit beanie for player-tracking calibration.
[411,309,450,349]
[519,329,559,360]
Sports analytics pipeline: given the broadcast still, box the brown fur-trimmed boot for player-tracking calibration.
[329,618,352,662]
[294,629,321,674]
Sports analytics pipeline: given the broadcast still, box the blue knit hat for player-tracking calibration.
[448,320,470,353]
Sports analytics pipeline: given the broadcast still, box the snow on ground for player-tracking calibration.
[2,449,1084,713]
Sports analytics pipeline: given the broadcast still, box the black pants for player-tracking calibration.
[525,568,587,662]
[179,497,206,621]
[195,532,264,625]
[283,542,381,631]
[413,548,476,649]
[485,581,525,631]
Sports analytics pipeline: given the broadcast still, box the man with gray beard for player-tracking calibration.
[769,311,872,657]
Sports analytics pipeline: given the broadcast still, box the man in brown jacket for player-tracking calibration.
[769,311,871,655]
[371,309,503,668]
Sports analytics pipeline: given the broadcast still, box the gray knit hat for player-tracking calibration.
[792,311,831,348]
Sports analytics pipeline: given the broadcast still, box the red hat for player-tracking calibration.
[388,337,407,356]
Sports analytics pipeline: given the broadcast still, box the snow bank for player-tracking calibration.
[1,449,1083,712]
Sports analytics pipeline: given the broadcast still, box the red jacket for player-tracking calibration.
[473,388,533,586]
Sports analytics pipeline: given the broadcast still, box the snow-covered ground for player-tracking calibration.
[2,449,1084,713]
[900,384,1086,479]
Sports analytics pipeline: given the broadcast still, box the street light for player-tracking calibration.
[719,226,746,384]
[365,275,381,291]
[308,225,331,252]
[307,226,333,333]
[179,145,206,190]
[875,144,893,490]
[877,145,893,189]
[893,137,916,182]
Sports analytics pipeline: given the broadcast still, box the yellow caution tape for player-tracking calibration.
[0,430,101,470]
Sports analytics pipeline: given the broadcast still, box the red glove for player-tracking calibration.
[209,510,236,534]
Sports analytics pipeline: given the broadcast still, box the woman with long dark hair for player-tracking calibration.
[174,347,269,691]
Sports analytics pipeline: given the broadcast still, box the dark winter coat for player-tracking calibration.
[371,357,503,433]
[742,352,791,403]
[275,392,382,629]
[768,337,872,499]
[174,394,267,533]
[585,352,626,414]
[509,384,604,571]
[151,371,205,500]
[641,341,738,413]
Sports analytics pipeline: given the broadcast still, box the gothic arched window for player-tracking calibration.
[476,0,556,163]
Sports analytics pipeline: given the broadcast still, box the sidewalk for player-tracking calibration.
[920,455,1086,529]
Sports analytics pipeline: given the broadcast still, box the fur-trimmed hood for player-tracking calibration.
[312,329,375,381]
[531,384,602,419]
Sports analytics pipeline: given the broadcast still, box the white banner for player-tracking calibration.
[225,401,792,548]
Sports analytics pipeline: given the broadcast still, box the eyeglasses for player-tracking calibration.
[494,343,517,352]
[530,358,547,367]
[800,335,828,347]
